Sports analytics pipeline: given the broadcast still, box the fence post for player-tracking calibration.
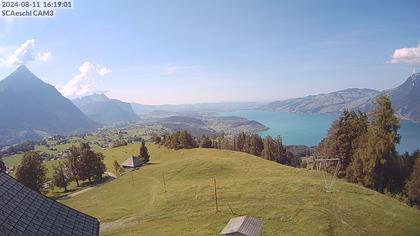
[214,178,219,212]
[162,171,167,192]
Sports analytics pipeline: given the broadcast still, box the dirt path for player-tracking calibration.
[105,171,117,178]
[58,173,116,200]
[59,187,95,200]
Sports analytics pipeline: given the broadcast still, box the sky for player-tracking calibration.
[0,0,419,104]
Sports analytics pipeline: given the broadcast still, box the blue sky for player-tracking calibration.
[0,0,419,104]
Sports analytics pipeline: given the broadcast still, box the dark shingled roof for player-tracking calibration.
[0,172,99,236]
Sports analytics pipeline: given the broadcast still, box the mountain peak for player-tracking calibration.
[410,73,420,81]
[11,64,34,76]
[6,65,41,83]
[82,93,110,102]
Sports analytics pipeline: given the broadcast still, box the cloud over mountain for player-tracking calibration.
[57,61,112,98]
[388,43,420,66]
[0,39,51,67]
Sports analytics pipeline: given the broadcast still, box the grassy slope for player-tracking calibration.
[60,144,420,235]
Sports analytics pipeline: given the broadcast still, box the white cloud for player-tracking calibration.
[0,39,52,67]
[57,61,112,98]
[387,43,420,66]
[97,66,112,76]
[165,65,199,75]
[37,51,51,62]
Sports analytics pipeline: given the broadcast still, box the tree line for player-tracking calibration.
[317,95,420,206]
[151,130,301,168]
[0,143,106,193]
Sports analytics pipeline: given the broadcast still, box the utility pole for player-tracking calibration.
[214,178,219,212]
[162,171,167,192]
[131,171,134,186]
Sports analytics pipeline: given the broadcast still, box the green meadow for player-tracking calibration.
[58,143,420,236]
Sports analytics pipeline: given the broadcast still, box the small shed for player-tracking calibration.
[122,156,145,168]
[220,215,263,236]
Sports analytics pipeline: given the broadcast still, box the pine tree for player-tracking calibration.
[0,158,6,172]
[348,95,400,192]
[406,156,420,206]
[317,110,368,176]
[15,151,47,193]
[139,140,150,162]
[199,135,213,148]
[262,135,287,163]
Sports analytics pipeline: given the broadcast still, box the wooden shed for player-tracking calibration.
[122,156,145,168]
[220,215,263,236]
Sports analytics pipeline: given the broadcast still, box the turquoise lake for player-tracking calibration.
[221,110,420,154]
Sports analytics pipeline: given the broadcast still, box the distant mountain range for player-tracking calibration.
[155,115,268,136]
[130,102,262,117]
[263,73,420,122]
[0,66,98,145]
[72,94,139,124]
[1,65,418,146]
[263,88,380,114]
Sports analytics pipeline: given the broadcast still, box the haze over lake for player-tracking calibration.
[221,110,420,154]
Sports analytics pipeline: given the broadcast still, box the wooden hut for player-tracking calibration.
[220,215,263,236]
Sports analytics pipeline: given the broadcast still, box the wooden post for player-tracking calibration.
[162,171,167,192]
[131,171,134,186]
[214,178,219,212]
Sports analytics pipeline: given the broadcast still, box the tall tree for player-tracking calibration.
[199,135,213,148]
[113,160,121,176]
[262,135,287,163]
[52,162,69,191]
[139,140,150,162]
[248,134,264,156]
[65,145,82,187]
[317,110,368,176]
[15,151,47,193]
[151,134,161,144]
[164,130,197,150]
[65,143,106,184]
[77,143,106,182]
[406,156,420,206]
[348,95,400,192]
[0,158,6,172]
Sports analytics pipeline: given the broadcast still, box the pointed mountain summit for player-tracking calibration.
[0,65,99,145]
[0,65,44,90]
[387,73,420,122]
[72,94,139,124]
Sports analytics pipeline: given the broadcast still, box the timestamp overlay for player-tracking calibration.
[1,0,73,17]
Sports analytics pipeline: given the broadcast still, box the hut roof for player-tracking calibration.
[220,215,263,236]
[122,156,144,168]
[0,171,99,236]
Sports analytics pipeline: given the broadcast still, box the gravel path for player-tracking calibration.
[58,173,116,200]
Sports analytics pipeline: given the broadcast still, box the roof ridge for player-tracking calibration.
[0,172,99,222]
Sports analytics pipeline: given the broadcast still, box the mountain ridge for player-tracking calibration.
[72,93,139,124]
[263,74,420,122]
[0,65,99,145]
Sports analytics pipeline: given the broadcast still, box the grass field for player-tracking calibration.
[60,143,420,236]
